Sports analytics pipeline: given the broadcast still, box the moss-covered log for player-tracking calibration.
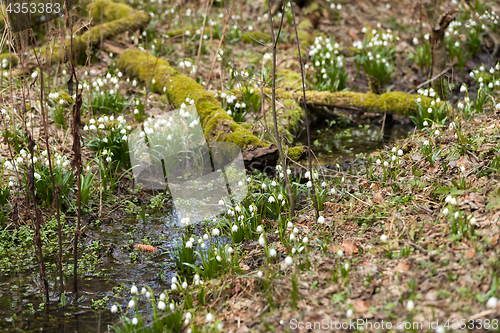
[276,90,441,117]
[37,10,150,66]
[116,49,283,166]
[88,0,133,23]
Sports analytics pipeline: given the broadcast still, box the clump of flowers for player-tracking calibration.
[354,26,397,94]
[307,36,347,92]
[84,115,131,168]
[83,72,129,115]
[408,34,431,70]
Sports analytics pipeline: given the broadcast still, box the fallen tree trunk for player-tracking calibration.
[37,11,149,66]
[116,49,282,169]
[9,1,146,76]
[275,89,441,117]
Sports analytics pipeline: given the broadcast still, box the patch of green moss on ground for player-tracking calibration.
[303,2,320,16]
[240,122,253,131]
[242,31,272,44]
[88,0,132,23]
[287,146,305,161]
[282,99,303,132]
[166,27,194,37]
[58,91,74,104]
[277,69,303,90]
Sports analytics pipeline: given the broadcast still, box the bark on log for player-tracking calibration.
[116,49,281,169]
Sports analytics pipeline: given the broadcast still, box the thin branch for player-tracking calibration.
[289,0,319,218]
[409,66,451,93]
[194,0,214,78]
[31,30,66,296]
[267,0,295,218]
[222,0,272,50]
[206,5,232,89]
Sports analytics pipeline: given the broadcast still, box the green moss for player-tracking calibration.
[297,18,313,30]
[37,11,150,66]
[287,146,305,161]
[277,69,303,90]
[276,89,442,117]
[117,49,269,150]
[0,53,19,67]
[165,26,194,37]
[354,91,439,116]
[242,31,272,44]
[58,91,74,104]
[282,99,303,132]
[88,0,132,23]
[240,122,253,131]
[0,4,5,30]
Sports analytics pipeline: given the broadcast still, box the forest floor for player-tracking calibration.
[203,112,500,332]
[1,0,500,332]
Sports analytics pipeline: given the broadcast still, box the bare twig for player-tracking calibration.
[193,0,214,79]
[63,0,83,298]
[408,240,428,255]
[31,29,66,296]
[266,0,295,218]
[408,66,451,93]
[206,4,232,89]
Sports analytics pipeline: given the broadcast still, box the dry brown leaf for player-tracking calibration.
[349,29,360,40]
[491,234,499,246]
[369,183,379,191]
[456,156,469,169]
[466,247,475,259]
[393,262,409,272]
[354,299,369,312]
[239,262,250,271]
[327,244,340,254]
[133,244,158,252]
[373,191,384,202]
[342,241,358,255]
